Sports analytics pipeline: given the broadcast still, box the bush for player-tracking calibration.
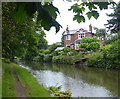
[76,53,83,58]
[79,37,100,51]
[33,55,43,62]
[52,55,77,64]
[63,47,71,52]
[86,40,120,69]
[44,54,53,62]
[85,52,104,68]
[48,86,72,97]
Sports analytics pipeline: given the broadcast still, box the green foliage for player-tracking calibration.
[14,2,62,33]
[52,55,77,65]
[2,62,17,97]
[61,31,65,45]
[85,52,104,67]
[105,31,120,44]
[63,47,71,53]
[79,37,100,51]
[105,2,120,33]
[2,3,48,61]
[86,40,120,69]
[101,44,112,57]
[44,54,53,62]
[33,56,42,62]
[48,43,62,53]
[11,62,49,97]
[49,85,72,97]
[82,37,99,43]
[94,27,106,40]
[76,53,83,58]
[69,1,116,22]
[73,15,85,23]
[49,85,62,93]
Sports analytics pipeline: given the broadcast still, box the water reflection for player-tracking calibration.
[20,61,119,97]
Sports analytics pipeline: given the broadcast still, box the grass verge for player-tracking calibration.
[11,62,50,97]
[2,59,50,97]
[2,62,17,97]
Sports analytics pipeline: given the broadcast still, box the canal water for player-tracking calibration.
[20,61,119,97]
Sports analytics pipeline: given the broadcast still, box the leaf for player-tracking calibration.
[68,4,79,12]
[86,12,92,20]
[36,2,62,33]
[14,3,27,23]
[43,3,60,19]
[73,15,85,23]
[94,2,109,10]
[91,10,99,19]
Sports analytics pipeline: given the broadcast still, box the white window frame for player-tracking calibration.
[66,35,71,40]
[78,33,85,39]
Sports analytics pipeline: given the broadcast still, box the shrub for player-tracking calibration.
[79,37,100,51]
[76,53,83,58]
[63,47,71,53]
[48,86,72,97]
[85,52,104,68]
[44,54,53,62]
[86,40,120,69]
[33,55,43,62]
[52,55,77,64]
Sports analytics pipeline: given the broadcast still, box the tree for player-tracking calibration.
[79,37,100,51]
[105,2,120,33]
[48,43,62,53]
[69,1,116,23]
[2,1,117,60]
[2,2,48,60]
[94,27,106,40]
[11,1,116,33]
[13,2,62,33]
[61,31,65,46]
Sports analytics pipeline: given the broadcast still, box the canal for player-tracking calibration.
[20,61,119,97]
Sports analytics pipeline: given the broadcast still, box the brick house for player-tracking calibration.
[64,24,94,49]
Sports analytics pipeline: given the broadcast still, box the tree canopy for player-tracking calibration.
[12,1,116,33]
[2,1,117,60]
[79,37,100,51]
[105,1,120,33]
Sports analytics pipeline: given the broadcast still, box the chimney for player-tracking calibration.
[89,24,92,33]
[66,25,69,34]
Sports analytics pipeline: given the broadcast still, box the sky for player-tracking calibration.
[45,0,118,45]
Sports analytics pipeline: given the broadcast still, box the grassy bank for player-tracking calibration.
[2,62,17,97]
[0,60,2,98]
[2,60,50,97]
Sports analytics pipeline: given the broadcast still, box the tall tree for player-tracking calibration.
[105,2,120,33]
[2,2,48,60]
[94,27,106,40]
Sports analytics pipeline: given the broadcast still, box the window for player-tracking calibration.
[78,33,85,39]
[66,35,71,40]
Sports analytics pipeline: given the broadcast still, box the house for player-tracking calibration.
[64,24,94,49]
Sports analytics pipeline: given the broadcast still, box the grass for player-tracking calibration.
[11,62,50,97]
[2,59,50,97]
[2,62,17,97]
[0,59,2,98]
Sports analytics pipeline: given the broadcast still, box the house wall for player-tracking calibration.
[64,32,78,47]
[85,33,93,37]
[64,32,93,47]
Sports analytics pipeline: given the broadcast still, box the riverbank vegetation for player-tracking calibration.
[1,1,120,98]
[2,2,120,69]
[2,59,50,97]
